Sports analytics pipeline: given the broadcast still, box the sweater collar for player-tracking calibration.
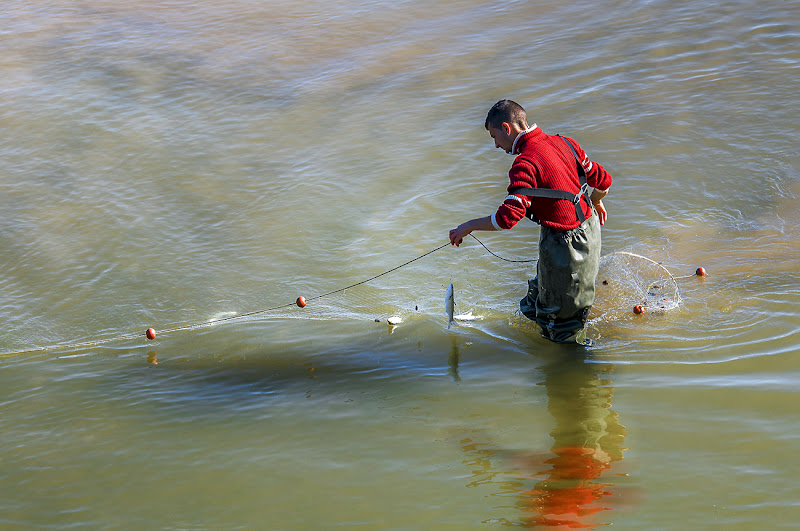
[511,124,538,155]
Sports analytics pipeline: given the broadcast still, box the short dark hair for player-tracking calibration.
[485,99,527,130]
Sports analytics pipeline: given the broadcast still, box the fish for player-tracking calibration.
[445,283,455,329]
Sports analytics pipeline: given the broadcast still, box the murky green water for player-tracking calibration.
[1,1,799,528]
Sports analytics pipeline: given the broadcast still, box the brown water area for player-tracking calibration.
[1,1,798,528]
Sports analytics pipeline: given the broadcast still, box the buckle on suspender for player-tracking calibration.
[571,183,590,223]
[573,182,590,205]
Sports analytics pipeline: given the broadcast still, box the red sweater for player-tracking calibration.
[491,126,613,232]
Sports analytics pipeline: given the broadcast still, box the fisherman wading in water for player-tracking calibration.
[449,100,613,344]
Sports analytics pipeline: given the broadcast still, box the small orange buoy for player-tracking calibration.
[633,305,644,314]
[145,328,157,340]
[296,296,307,308]
[696,267,707,276]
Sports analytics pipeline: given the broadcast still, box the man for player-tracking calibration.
[449,100,613,344]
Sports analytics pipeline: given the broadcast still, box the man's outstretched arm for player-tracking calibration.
[449,216,497,247]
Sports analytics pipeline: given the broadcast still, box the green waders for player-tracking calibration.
[519,210,601,344]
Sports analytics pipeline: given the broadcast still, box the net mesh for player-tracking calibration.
[2,243,688,357]
[593,252,681,321]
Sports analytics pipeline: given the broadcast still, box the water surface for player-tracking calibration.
[1,0,799,528]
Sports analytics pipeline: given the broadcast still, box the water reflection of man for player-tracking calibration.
[518,354,626,528]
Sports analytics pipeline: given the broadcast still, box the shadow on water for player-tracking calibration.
[448,336,462,383]
[97,322,459,412]
[454,349,633,529]
[57,325,638,529]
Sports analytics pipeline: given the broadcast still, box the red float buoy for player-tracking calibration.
[696,267,707,276]
[145,328,157,340]
[633,305,644,314]
[296,296,307,308]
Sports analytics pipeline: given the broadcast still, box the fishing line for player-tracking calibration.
[1,239,703,358]
[469,234,537,263]
[596,251,687,314]
[305,242,452,302]
[1,242,453,358]
[601,251,677,279]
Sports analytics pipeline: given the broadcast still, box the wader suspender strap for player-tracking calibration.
[509,136,592,224]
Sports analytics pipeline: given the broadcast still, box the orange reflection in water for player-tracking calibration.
[520,446,614,528]
[455,354,629,529]
[519,358,626,529]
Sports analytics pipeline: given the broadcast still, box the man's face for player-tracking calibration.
[487,123,515,154]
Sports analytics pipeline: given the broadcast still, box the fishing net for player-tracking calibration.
[593,251,682,320]
[2,239,691,358]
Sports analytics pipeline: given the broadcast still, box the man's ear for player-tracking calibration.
[502,122,512,135]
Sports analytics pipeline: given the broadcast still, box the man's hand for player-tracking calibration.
[449,223,472,247]
[449,216,497,246]
[589,188,609,226]
[593,199,607,225]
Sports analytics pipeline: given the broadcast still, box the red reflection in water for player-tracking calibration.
[454,356,629,529]
[521,446,614,528]
[516,359,627,529]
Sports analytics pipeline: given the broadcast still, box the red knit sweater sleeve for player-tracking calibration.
[492,132,613,231]
[492,159,536,230]
[563,135,613,191]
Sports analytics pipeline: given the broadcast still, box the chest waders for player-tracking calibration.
[512,136,601,344]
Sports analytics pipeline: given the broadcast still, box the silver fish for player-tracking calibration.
[445,283,454,329]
